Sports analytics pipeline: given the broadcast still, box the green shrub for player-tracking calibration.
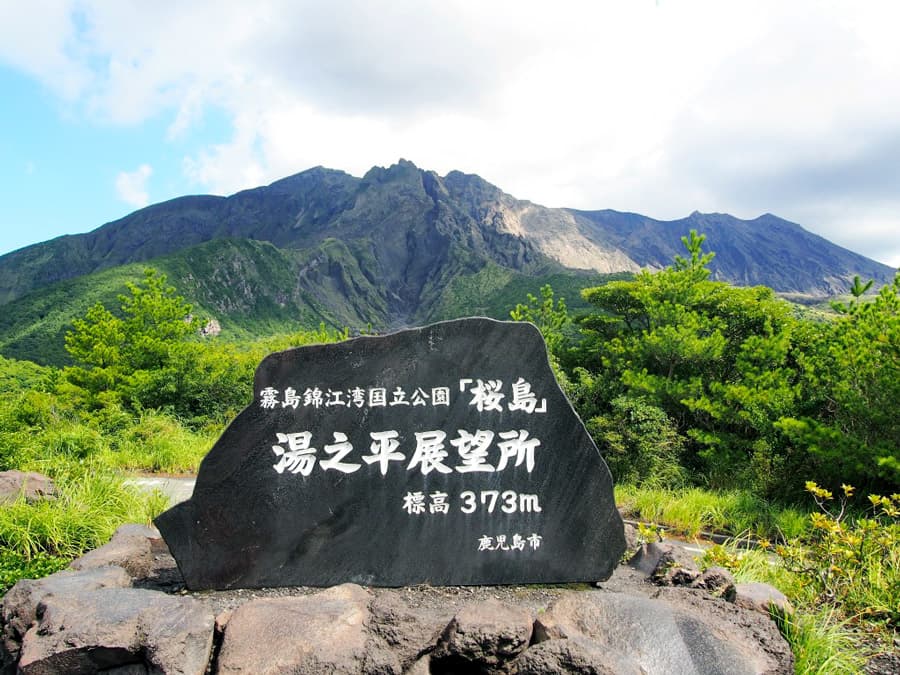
[41,424,108,460]
[101,411,215,473]
[589,396,686,488]
[778,483,900,628]
[777,273,900,493]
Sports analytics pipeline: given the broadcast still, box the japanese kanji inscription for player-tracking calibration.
[155,318,625,589]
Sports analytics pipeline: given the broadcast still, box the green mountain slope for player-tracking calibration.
[0,234,629,365]
[0,239,328,364]
[428,264,632,322]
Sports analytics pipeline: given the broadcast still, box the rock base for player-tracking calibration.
[2,525,794,674]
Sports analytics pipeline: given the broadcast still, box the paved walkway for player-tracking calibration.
[125,475,195,505]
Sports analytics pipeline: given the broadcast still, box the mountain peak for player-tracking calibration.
[0,161,894,316]
[361,159,422,184]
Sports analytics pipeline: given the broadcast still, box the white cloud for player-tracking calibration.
[115,164,153,207]
[3,1,900,266]
[0,0,91,100]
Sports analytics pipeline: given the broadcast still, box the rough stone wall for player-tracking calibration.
[1,524,794,674]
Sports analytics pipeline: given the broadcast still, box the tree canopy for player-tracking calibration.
[516,231,900,498]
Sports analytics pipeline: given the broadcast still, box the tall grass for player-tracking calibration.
[4,409,216,476]
[0,461,168,592]
[615,484,809,540]
[775,609,866,675]
[99,411,217,473]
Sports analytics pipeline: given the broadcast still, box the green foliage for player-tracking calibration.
[0,548,69,594]
[775,609,867,675]
[64,268,197,414]
[829,274,874,315]
[587,396,685,488]
[98,411,216,474]
[673,229,716,278]
[510,284,571,354]
[247,323,350,356]
[778,272,900,491]
[0,355,52,392]
[521,231,898,501]
[777,483,900,628]
[701,539,793,588]
[575,231,803,492]
[0,463,166,590]
[59,269,351,427]
[0,274,350,475]
[635,521,666,545]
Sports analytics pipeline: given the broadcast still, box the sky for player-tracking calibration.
[1,1,898,268]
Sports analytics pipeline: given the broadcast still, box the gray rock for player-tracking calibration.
[514,636,643,674]
[2,544,794,675]
[0,471,55,505]
[692,566,737,601]
[368,593,447,671]
[622,522,639,554]
[216,583,398,674]
[69,524,161,581]
[1,566,131,670]
[200,318,221,337]
[628,541,701,584]
[432,599,533,671]
[865,650,900,675]
[658,564,702,586]
[16,587,214,674]
[734,582,794,616]
[533,590,791,674]
[632,585,793,674]
[405,656,432,675]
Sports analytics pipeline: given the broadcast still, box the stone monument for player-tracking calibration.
[155,318,625,589]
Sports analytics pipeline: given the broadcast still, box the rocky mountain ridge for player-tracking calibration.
[1,160,893,310]
[0,160,895,365]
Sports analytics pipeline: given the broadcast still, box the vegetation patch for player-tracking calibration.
[616,484,808,540]
[0,463,168,592]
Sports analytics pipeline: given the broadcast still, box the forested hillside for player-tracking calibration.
[0,237,631,365]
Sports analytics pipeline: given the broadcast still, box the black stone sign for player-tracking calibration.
[155,318,625,589]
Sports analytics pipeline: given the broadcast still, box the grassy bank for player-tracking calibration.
[615,484,809,540]
[0,462,168,592]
